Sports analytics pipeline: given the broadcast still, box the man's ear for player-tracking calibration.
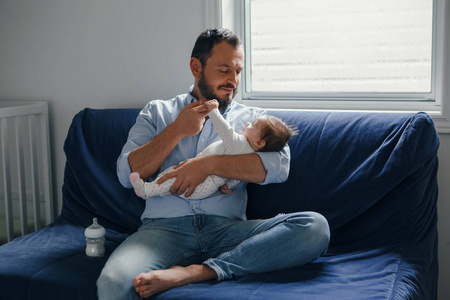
[190,57,202,79]
[255,139,266,150]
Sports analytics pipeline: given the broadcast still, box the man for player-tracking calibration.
[97,28,330,299]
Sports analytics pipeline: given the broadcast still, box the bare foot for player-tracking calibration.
[133,265,217,298]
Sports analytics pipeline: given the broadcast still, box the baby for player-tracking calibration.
[130,99,297,200]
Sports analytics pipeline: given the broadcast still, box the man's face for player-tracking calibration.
[197,41,244,108]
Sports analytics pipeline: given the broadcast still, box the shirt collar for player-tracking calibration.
[186,85,197,104]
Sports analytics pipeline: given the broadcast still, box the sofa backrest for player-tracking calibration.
[62,108,439,251]
[62,108,144,233]
[248,110,439,252]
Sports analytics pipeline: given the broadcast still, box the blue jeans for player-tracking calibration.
[97,212,330,299]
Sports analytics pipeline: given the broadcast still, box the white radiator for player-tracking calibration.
[0,101,54,244]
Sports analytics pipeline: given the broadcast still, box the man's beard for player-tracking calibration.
[198,71,237,109]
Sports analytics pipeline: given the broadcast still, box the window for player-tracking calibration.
[214,0,450,132]
[247,0,432,95]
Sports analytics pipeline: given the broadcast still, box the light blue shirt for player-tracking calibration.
[117,87,291,221]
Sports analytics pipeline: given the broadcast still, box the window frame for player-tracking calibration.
[206,0,450,133]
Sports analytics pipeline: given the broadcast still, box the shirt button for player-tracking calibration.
[201,139,205,143]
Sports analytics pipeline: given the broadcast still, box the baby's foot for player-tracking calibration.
[129,172,139,183]
[130,172,146,198]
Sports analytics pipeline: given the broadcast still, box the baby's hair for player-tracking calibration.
[259,115,298,152]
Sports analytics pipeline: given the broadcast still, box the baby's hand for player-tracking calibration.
[219,184,233,195]
[205,99,219,112]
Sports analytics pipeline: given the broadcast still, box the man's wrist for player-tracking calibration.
[208,154,267,183]
[165,121,185,141]
[201,155,217,175]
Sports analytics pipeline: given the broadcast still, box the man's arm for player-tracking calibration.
[157,148,290,198]
[128,123,183,180]
[206,154,266,183]
[129,100,209,179]
[117,100,209,187]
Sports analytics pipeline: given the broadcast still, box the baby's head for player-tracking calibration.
[242,115,298,152]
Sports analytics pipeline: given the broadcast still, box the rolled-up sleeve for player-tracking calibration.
[255,144,291,185]
[117,102,158,188]
[117,152,133,188]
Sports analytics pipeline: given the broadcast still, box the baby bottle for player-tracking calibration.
[84,217,106,257]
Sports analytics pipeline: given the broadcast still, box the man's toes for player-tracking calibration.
[133,273,147,287]
[139,290,152,298]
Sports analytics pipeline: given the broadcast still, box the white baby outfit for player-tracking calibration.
[131,108,255,200]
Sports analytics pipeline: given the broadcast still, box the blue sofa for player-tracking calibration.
[0,108,439,299]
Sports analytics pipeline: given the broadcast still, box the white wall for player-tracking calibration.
[0,1,449,299]
[0,0,205,212]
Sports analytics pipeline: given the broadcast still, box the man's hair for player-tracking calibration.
[259,116,298,152]
[191,28,241,67]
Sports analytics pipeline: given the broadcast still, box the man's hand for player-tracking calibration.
[204,99,219,113]
[156,156,210,197]
[171,101,209,138]
[128,100,209,180]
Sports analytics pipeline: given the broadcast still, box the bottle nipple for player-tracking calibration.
[85,217,106,238]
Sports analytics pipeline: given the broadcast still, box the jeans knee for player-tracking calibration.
[96,269,111,299]
[97,264,138,300]
[97,267,117,299]
[287,211,330,254]
[311,212,330,251]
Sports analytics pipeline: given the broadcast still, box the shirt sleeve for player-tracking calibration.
[116,102,158,188]
[255,144,291,185]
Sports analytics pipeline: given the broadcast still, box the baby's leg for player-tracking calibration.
[187,175,226,199]
[129,172,148,198]
[130,168,175,199]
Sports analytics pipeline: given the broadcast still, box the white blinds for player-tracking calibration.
[248,0,433,94]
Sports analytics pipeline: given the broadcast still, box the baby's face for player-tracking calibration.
[241,116,267,146]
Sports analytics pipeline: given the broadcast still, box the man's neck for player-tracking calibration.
[190,87,204,102]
